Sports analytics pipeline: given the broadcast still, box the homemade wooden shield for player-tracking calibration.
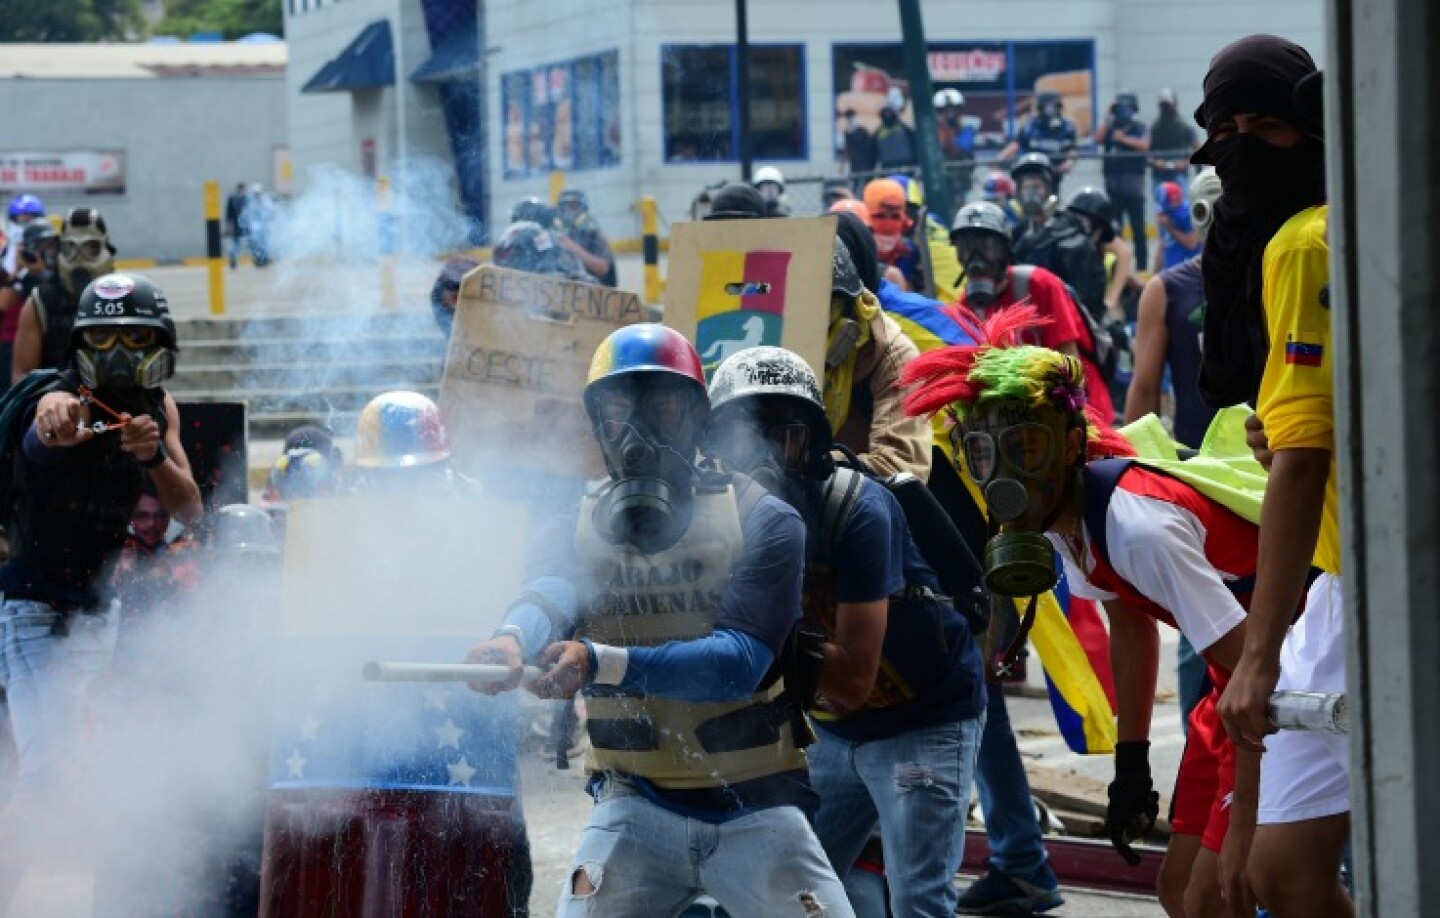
[439,266,643,478]
[663,215,835,382]
[175,400,248,511]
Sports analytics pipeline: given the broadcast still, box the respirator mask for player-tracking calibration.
[954,232,1010,310]
[708,406,815,509]
[590,379,700,553]
[1016,176,1054,218]
[60,228,115,297]
[955,403,1076,598]
[74,325,173,390]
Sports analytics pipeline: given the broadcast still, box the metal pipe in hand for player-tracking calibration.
[362,661,543,685]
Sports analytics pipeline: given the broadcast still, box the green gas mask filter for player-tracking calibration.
[983,531,1060,597]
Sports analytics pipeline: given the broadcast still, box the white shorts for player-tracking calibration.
[1258,572,1351,824]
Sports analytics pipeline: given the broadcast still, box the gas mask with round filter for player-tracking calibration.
[59,211,116,297]
[954,401,1078,598]
[707,404,816,509]
[589,377,702,553]
[1016,175,1055,218]
[954,230,1012,310]
[75,325,173,390]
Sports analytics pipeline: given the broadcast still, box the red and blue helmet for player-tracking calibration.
[584,324,708,433]
[1155,181,1185,210]
[355,391,452,468]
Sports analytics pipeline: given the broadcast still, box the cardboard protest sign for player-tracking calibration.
[439,266,643,478]
[663,216,835,381]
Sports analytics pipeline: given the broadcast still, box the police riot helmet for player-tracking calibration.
[72,273,177,390]
[707,346,831,479]
[1066,187,1117,243]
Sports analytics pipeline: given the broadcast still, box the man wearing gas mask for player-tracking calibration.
[1001,92,1079,185]
[825,236,932,482]
[1009,152,1060,245]
[0,223,60,393]
[706,345,986,918]
[556,188,617,286]
[0,272,200,909]
[902,305,1290,918]
[466,324,853,918]
[11,207,116,383]
[950,201,1114,423]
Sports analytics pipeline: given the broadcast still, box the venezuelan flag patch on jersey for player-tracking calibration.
[1285,339,1324,366]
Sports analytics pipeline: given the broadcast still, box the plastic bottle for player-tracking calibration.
[1267,691,1348,734]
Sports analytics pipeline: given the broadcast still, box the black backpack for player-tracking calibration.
[1012,211,1109,319]
[818,453,990,634]
[0,370,64,527]
[1009,264,1123,385]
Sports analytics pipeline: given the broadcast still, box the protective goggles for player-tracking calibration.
[709,414,811,472]
[593,383,692,443]
[953,233,1010,265]
[955,422,1056,484]
[81,326,159,351]
[62,238,105,261]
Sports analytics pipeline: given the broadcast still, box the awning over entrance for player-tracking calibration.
[410,22,479,83]
[301,19,394,93]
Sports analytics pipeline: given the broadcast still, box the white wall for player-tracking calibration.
[0,76,286,262]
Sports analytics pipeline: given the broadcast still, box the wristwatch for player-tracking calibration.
[137,442,168,469]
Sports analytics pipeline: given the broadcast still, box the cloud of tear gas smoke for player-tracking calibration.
[0,160,585,914]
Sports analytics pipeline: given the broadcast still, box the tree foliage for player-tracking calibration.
[0,0,145,42]
[156,0,283,40]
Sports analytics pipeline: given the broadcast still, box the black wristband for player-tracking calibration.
[137,442,168,469]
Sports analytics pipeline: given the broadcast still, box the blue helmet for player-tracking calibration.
[8,194,43,220]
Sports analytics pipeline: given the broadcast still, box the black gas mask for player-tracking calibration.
[954,231,1011,310]
[955,402,1079,598]
[589,378,702,553]
[707,403,819,510]
[74,325,174,391]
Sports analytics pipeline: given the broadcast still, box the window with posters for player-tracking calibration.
[831,40,1096,158]
[661,44,807,162]
[501,50,621,179]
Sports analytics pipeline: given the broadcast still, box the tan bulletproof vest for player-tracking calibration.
[574,483,808,789]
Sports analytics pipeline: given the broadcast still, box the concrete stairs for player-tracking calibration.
[167,311,448,443]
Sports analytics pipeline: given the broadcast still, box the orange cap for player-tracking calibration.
[863,178,908,213]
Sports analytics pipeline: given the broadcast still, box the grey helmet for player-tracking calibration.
[209,503,281,556]
[950,202,1012,243]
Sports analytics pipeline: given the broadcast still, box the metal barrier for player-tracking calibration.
[203,180,226,315]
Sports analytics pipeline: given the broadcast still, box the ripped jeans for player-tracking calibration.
[809,716,985,918]
[557,774,854,918]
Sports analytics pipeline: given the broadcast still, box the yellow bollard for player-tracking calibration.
[640,195,664,305]
[549,171,566,204]
[377,176,396,308]
[203,180,225,316]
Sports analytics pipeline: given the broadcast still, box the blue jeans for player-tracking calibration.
[558,773,855,918]
[810,717,984,918]
[974,689,1057,887]
[0,598,116,800]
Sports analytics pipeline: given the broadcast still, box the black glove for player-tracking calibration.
[1105,741,1159,866]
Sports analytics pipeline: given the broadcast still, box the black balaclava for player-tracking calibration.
[1191,35,1326,408]
[834,211,880,293]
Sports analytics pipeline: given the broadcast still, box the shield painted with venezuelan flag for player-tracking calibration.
[664,216,834,381]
